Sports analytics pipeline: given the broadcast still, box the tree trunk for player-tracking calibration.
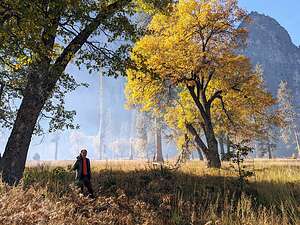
[186,124,221,168]
[0,81,4,100]
[267,146,272,159]
[154,118,163,162]
[186,85,221,168]
[129,110,136,160]
[0,81,47,185]
[205,130,221,168]
[190,152,194,160]
[0,2,130,184]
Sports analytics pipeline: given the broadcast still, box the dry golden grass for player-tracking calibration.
[0,160,299,225]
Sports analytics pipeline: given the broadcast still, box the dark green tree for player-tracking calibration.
[0,0,171,184]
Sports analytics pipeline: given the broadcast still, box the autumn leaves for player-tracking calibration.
[125,0,277,167]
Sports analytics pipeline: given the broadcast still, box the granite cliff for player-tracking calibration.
[240,12,300,100]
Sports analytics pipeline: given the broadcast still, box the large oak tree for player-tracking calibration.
[0,0,171,184]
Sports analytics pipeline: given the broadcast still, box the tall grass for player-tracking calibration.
[0,160,299,225]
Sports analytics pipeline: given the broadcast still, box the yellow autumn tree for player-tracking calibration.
[126,0,276,168]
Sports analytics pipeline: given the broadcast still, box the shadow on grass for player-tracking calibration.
[23,165,300,224]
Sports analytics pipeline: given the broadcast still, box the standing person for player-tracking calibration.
[72,149,94,198]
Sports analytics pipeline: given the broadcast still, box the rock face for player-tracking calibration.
[240,12,300,100]
[240,12,300,155]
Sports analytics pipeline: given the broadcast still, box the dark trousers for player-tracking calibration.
[77,176,94,197]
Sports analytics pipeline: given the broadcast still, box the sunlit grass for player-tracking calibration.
[0,159,299,225]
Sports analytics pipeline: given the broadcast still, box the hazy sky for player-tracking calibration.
[1,1,299,160]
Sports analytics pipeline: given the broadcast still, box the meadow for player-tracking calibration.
[0,159,299,225]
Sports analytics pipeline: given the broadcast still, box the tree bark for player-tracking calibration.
[186,123,221,168]
[204,126,221,168]
[0,81,4,100]
[129,110,136,160]
[185,85,221,168]
[129,139,134,160]
[0,78,47,185]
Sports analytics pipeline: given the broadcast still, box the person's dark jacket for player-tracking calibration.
[72,156,91,180]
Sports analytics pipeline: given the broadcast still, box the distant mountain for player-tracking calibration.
[93,12,300,158]
[240,12,300,101]
[240,12,300,156]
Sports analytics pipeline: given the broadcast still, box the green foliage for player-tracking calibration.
[224,141,255,189]
[0,67,86,133]
[0,0,172,134]
[23,165,73,196]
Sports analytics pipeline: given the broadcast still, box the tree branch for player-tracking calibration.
[217,95,235,126]
[207,90,222,106]
[186,123,208,154]
[187,85,208,120]
[0,81,4,100]
[203,69,215,92]
[51,0,131,78]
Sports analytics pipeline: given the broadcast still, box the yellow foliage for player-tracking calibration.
[126,0,276,148]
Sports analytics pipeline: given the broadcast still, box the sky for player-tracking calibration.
[0,0,300,160]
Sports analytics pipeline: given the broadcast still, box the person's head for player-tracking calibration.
[80,149,87,159]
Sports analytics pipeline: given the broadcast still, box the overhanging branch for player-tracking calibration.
[52,0,131,77]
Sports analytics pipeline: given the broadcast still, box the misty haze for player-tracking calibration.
[0,0,299,224]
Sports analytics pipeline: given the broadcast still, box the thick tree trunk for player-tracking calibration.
[186,124,221,168]
[186,85,221,168]
[205,129,221,168]
[0,1,130,185]
[0,81,47,185]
